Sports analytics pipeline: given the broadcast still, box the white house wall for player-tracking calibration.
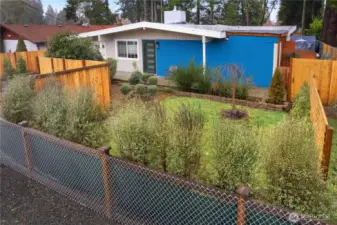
[100,29,201,73]
[3,40,38,52]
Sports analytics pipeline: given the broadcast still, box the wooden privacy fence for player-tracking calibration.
[320,41,337,59]
[310,76,333,179]
[0,50,46,76]
[38,57,105,74]
[35,62,111,107]
[289,58,337,105]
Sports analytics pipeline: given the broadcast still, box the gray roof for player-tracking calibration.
[176,24,297,35]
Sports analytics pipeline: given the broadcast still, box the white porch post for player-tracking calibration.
[202,36,206,70]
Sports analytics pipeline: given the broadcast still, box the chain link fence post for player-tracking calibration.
[19,121,33,171]
[98,146,112,218]
[236,186,249,225]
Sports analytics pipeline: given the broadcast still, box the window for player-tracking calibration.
[116,40,138,59]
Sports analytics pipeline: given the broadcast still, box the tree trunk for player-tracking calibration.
[144,0,147,21]
[196,0,200,24]
[301,0,307,34]
[321,3,337,47]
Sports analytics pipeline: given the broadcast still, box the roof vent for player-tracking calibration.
[58,25,62,27]
[24,24,28,27]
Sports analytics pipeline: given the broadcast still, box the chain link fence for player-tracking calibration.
[0,119,328,225]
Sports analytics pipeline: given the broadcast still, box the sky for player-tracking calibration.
[41,0,280,22]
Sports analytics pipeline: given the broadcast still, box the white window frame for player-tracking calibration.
[115,39,139,61]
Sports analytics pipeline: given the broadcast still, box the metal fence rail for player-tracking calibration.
[0,119,328,225]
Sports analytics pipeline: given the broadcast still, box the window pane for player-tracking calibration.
[117,41,127,58]
[127,41,138,59]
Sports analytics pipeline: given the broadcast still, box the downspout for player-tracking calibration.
[202,36,206,71]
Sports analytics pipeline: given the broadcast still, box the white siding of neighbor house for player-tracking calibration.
[100,29,202,73]
[3,40,38,52]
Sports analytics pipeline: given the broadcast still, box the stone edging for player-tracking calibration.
[173,91,289,112]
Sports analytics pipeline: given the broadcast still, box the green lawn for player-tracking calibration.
[328,118,337,183]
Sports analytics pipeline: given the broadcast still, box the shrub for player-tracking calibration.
[65,88,108,148]
[135,84,146,95]
[194,69,213,94]
[142,73,153,83]
[262,119,333,216]
[128,71,143,85]
[170,103,205,180]
[268,68,285,104]
[2,58,15,78]
[211,120,258,191]
[236,84,249,100]
[290,82,310,119]
[120,83,131,95]
[16,38,27,52]
[170,59,203,91]
[147,85,158,96]
[110,101,155,165]
[148,76,158,85]
[106,58,117,80]
[46,32,103,61]
[2,76,35,123]
[16,56,27,74]
[32,79,68,137]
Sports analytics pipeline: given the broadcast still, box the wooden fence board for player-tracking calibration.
[38,57,53,74]
[0,50,46,76]
[291,58,336,105]
[53,58,65,72]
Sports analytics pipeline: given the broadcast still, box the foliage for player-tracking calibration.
[170,59,203,91]
[106,58,117,80]
[120,83,131,95]
[169,103,205,180]
[135,84,146,95]
[147,85,158,96]
[148,76,158,85]
[16,38,27,52]
[32,79,69,137]
[305,18,323,39]
[128,71,143,85]
[16,56,28,74]
[2,58,15,78]
[261,119,334,216]
[32,79,107,148]
[46,32,103,61]
[2,76,35,123]
[290,82,310,119]
[236,84,249,100]
[44,4,58,24]
[142,73,153,83]
[268,68,285,104]
[211,119,258,191]
[65,88,108,148]
[194,69,213,94]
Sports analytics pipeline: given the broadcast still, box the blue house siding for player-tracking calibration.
[156,40,203,77]
[154,36,277,87]
[206,36,278,87]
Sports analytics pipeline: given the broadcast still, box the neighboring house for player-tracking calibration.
[0,24,115,57]
[79,11,296,87]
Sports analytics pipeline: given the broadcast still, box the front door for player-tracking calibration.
[143,40,156,74]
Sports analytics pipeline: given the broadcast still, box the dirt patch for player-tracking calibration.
[0,165,113,225]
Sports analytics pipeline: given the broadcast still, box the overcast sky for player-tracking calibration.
[41,0,280,22]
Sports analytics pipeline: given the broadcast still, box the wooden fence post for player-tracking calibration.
[19,121,33,171]
[62,58,66,70]
[287,58,293,102]
[236,186,249,225]
[51,58,55,73]
[98,146,112,218]
[322,125,333,180]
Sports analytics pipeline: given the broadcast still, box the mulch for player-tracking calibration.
[0,165,114,225]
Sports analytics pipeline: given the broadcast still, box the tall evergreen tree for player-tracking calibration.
[56,9,67,24]
[44,5,57,24]
[278,0,322,29]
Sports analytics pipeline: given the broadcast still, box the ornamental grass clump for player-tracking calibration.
[211,120,258,192]
[169,103,205,180]
[2,76,35,123]
[262,119,335,217]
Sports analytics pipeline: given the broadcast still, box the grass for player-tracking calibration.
[328,118,337,184]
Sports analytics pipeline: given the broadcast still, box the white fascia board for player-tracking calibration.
[78,22,226,39]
